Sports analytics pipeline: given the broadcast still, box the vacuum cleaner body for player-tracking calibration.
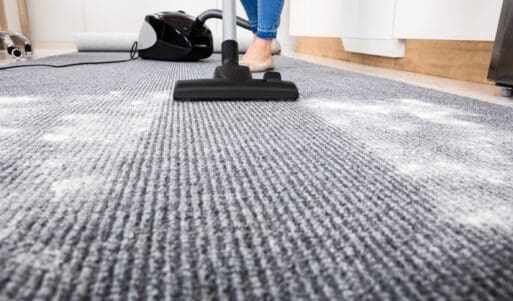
[138,11,213,61]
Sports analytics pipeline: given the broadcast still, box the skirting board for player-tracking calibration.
[296,37,494,84]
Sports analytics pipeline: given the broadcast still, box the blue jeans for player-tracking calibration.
[240,0,285,39]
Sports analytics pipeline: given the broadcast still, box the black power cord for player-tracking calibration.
[0,41,139,70]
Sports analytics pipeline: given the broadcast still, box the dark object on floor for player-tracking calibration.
[488,0,513,93]
[0,31,32,58]
[173,0,299,101]
[137,10,251,61]
[502,87,513,97]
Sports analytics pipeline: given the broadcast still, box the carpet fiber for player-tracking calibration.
[0,53,512,300]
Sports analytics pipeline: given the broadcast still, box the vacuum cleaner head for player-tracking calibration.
[173,75,300,101]
[173,40,299,101]
[138,11,213,61]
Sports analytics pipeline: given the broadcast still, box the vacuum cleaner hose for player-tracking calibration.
[196,9,252,31]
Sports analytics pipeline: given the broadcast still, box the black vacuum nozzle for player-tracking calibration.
[173,74,299,101]
[173,40,299,101]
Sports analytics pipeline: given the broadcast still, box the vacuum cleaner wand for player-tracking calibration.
[173,0,299,101]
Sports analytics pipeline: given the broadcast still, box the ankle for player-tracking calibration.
[243,35,258,58]
[254,37,272,48]
[250,38,272,57]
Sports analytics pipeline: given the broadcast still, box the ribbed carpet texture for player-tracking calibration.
[1,53,513,300]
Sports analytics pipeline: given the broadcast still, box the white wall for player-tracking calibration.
[83,0,148,33]
[83,0,216,33]
[26,0,85,42]
[25,0,294,47]
[149,0,212,16]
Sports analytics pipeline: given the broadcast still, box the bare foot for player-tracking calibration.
[242,37,272,64]
[242,35,257,62]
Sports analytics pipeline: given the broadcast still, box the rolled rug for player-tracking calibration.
[75,32,138,52]
[74,31,279,55]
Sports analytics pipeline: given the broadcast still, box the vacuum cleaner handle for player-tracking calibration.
[196,9,252,31]
[222,0,237,42]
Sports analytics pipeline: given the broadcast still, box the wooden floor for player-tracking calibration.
[296,37,495,85]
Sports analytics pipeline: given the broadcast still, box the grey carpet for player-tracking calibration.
[0,52,513,301]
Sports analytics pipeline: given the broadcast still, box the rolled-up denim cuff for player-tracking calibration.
[249,22,258,34]
[256,29,277,40]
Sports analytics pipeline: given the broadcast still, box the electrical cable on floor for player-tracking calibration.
[0,41,139,70]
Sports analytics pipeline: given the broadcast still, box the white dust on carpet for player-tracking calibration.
[302,97,513,230]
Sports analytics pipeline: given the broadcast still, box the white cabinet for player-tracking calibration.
[339,0,405,57]
[290,0,344,37]
[289,0,504,57]
[290,0,404,57]
[290,0,398,39]
[393,0,503,41]
[340,0,397,39]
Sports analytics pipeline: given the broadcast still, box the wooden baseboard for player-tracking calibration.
[296,37,495,84]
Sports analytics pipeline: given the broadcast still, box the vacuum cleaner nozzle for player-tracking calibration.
[173,40,299,101]
[173,74,299,101]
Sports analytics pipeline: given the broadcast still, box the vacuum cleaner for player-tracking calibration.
[171,0,299,101]
[138,10,252,61]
